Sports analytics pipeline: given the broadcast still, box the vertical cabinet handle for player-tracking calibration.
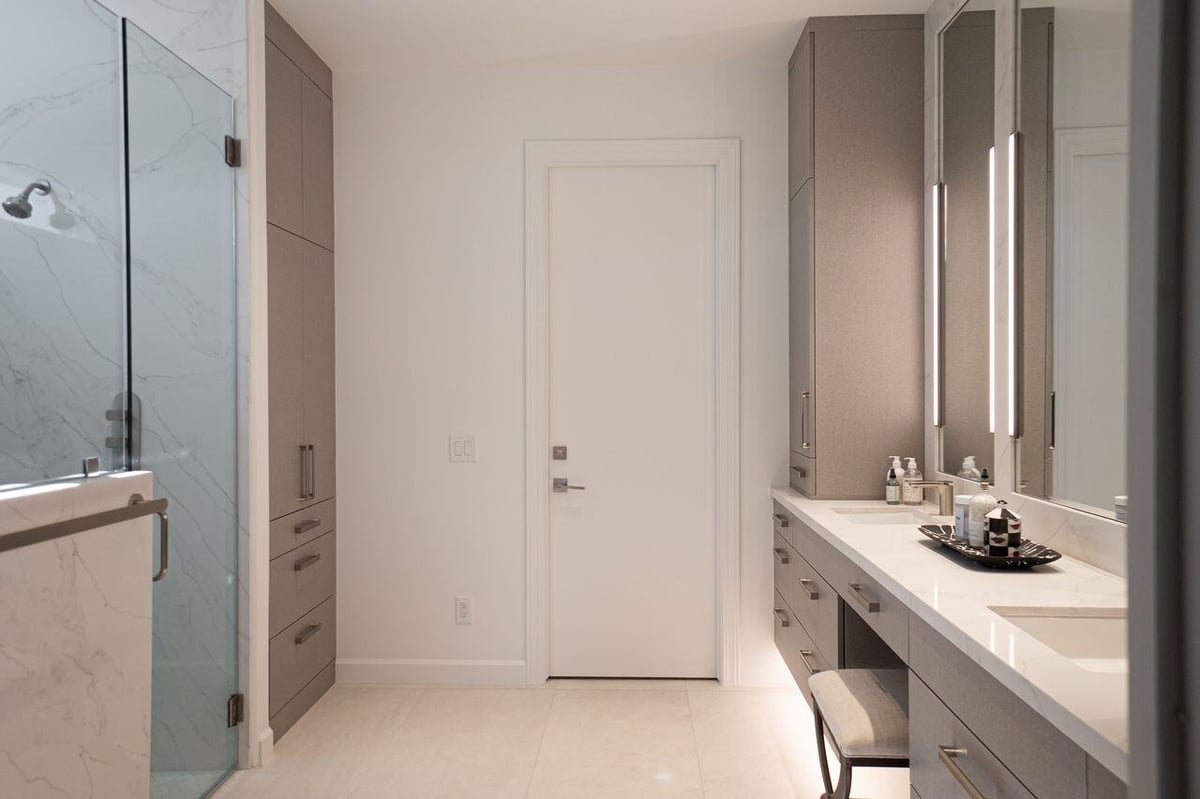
[773,608,791,627]
[848,582,880,613]
[152,507,169,582]
[298,444,309,500]
[938,746,991,799]
[307,444,315,499]
[801,391,812,450]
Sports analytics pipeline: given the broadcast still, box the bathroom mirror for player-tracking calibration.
[937,0,995,482]
[1014,0,1131,521]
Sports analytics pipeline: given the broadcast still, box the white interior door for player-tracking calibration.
[547,163,718,678]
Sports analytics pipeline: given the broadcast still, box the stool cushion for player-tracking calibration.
[809,669,909,760]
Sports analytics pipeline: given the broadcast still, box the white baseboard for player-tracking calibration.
[336,658,528,686]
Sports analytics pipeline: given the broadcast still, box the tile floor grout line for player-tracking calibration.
[523,682,560,799]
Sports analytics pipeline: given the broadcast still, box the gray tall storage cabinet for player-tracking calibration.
[265,2,337,740]
[788,16,925,499]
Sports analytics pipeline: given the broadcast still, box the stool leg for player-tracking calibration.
[814,708,835,798]
[833,760,852,799]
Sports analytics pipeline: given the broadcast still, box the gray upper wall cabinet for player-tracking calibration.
[266,4,334,251]
[788,16,925,499]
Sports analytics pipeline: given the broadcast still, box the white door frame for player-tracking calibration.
[524,138,741,685]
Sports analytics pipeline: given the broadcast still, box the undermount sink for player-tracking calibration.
[989,606,1128,673]
[831,507,936,525]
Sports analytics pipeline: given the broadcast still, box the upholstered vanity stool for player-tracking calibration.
[809,669,910,799]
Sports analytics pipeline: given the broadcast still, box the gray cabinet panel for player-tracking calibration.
[271,662,334,742]
[301,78,335,250]
[268,225,307,519]
[910,673,1036,799]
[789,182,815,464]
[1087,757,1127,799]
[269,597,335,718]
[773,591,830,707]
[787,546,838,666]
[270,498,336,560]
[269,531,336,639]
[266,2,333,97]
[303,241,336,504]
[266,43,303,235]
[788,33,814,197]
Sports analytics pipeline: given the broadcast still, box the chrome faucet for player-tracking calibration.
[906,480,955,516]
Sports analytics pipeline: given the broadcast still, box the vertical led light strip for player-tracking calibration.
[988,146,996,433]
[1007,133,1018,438]
[931,183,942,427]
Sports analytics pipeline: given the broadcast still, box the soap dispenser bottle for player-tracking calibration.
[887,456,904,498]
[902,457,923,505]
[967,482,998,548]
[886,469,901,505]
[958,456,981,480]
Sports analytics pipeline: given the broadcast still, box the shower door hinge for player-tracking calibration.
[224,136,242,168]
[106,392,141,470]
[227,693,245,727]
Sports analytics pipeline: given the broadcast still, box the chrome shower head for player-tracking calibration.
[3,180,52,220]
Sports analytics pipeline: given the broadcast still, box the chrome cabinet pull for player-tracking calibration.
[773,513,789,528]
[294,623,322,645]
[294,518,321,535]
[298,444,309,500]
[773,547,790,564]
[307,444,315,499]
[773,608,791,627]
[798,649,821,675]
[800,391,812,450]
[294,553,322,571]
[848,582,880,613]
[791,464,807,478]
[938,746,991,799]
[798,577,819,600]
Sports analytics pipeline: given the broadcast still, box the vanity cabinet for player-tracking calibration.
[266,2,336,740]
[787,16,926,498]
[771,499,1128,799]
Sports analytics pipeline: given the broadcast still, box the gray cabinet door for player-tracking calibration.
[788,33,814,199]
[301,78,334,251]
[789,181,815,459]
[266,43,303,236]
[303,241,336,504]
[268,225,307,518]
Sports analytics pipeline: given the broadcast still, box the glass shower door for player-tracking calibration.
[124,22,239,799]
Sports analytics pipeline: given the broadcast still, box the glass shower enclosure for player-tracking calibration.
[1,2,239,797]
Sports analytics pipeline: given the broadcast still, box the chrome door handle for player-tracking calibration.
[294,518,321,535]
[294,553,322,571]
[137,495,169,583]
[848,582,880,613]
[798,649,821,675]
[938,746,991,799]
[798,577,819,600]
[294,623,322,645]
[773,547,790,564]
[773,608,791,627]
[552,478,586,493]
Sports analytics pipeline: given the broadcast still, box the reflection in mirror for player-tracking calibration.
[1016,0,1131,521]
[938,0,995,481]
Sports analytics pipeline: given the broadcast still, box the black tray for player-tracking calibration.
[918,524,1062,569]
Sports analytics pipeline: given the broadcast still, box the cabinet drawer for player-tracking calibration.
[774,591,830,706]
[787,549,839,667]
[773,532,796,609]
[270,498,336,559]
[270,597,335,717]
[910,672,1035,799]
[271,661,334,742]
[270,532,336,638]
[789,452,815,496]
[837,562,908,661]
[772,508,793,547]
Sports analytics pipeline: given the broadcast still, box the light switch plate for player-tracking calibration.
[449,435,477,463]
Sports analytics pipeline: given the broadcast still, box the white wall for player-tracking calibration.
[334,62,791,686]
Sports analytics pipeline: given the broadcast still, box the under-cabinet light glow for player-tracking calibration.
[932,184,941,427]
[989,146,996,434]
[1007,133,1018,438]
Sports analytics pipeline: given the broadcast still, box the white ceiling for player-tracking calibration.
[269,0,929,72]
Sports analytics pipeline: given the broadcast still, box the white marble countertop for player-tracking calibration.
[772,486,1129,782]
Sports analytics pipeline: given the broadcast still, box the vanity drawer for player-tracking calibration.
[837,561,909,661]
[774,590,830,706]
[270,597,336,717]
[909,616,1088,799]
[910,672,1035,799]
[773,532,796,608]
[270,661,334,741]
[772,508,793,547]
[270,498,336,559]
[787,549,839,666]
[270,531,336,638]
[790,452,815,496]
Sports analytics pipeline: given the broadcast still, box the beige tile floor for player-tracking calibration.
[215,680,911,798]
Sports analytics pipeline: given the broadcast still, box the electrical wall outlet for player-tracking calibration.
[449,435,477,463]
[455,596,473,625]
